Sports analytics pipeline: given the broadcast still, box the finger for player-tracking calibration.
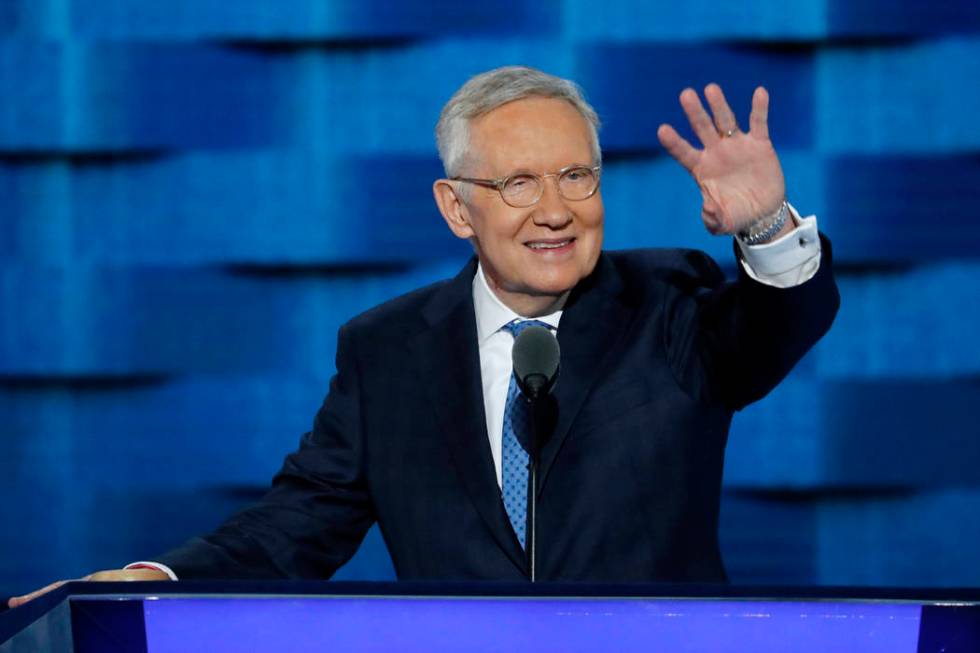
[749,86,770,140]
[704,83,739,134]
[8,580,67,609]
[657,123,701,173]
[679,88,720,147]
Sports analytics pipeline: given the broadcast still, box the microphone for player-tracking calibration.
[511,324,560,583]
[512,325,560,400]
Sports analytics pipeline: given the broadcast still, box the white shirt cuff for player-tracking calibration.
[736,204,822,288]
[124,561,178,581]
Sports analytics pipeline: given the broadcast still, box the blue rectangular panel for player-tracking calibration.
[142,596,922,653]
[722,490,980,587]
[0,40,70,148]
[828,0,980,37]
[578,44,814,152]
[291,39,575,156]
[815,262,980,377]
[0,43,283,150]
[0,377,322,487]
[726,378,980,489]
[0,152,467,264]
[0,260,465,374]
[720,492,817,585]
[0,266,286,374]
[566,0,826,41]
[69,0,559,39]
[330,1,560,39]
[0,1,18,33]
[817,39,980,154]
[65,153,464,264]
[820,381,980,487]
[813,157,980,261]
[815,490,980,586]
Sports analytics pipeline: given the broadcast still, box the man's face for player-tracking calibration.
[437,97,604,312]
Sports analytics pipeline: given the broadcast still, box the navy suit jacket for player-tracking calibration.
[158,243,839,583]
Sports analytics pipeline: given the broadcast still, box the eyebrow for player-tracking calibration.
[497,162,595,177]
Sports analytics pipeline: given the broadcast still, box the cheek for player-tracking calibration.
[580,204,604,246]
[491,213,534,250]
[469,205,525,246]
[588,196,605,227]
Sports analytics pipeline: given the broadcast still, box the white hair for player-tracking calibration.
[435,66,602,178]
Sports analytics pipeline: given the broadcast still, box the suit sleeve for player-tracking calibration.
[154,324,376,579]
[662,234,840,411]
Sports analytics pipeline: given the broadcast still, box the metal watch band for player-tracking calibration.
[738,200,789,246]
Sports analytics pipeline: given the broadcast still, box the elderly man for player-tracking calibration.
[10,66,836,605]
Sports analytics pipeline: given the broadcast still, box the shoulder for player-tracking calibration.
[329,261,475,372]
[601,248,727,296]
[342,276,454,339]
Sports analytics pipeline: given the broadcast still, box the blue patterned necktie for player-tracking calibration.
[501,319,551,549]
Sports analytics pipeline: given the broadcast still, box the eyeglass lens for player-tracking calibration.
[501,167,598,207]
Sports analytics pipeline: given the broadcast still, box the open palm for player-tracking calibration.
[657,84,785,235]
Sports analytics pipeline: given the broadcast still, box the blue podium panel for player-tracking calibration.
[140,597,920,653]
[7,583,978,653]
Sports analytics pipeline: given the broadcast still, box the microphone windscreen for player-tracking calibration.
[512,325,560,398]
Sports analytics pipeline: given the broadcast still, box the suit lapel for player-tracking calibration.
[410,258,528,573]
[538,254,634,497]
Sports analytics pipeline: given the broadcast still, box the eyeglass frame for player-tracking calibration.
[450,164,602,208]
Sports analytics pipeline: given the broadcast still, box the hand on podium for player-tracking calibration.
[7,567,171,609]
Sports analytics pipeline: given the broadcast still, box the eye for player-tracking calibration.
[505,175,535,192]
[563,167,592,183]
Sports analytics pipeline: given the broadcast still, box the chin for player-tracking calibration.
[525,268,583,296]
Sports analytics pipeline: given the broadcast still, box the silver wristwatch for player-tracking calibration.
[737,200,789,246]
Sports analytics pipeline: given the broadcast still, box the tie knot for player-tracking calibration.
[503,319,551,338]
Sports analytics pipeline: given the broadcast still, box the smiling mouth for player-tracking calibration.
[526,237,575,250]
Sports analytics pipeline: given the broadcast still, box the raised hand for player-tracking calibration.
[657,84,786,235]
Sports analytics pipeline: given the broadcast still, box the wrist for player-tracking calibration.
[737,200,790,246]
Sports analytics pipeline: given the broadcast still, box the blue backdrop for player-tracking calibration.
[2,0,979,591]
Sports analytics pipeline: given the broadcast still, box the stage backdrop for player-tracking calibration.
[2,0,979,592]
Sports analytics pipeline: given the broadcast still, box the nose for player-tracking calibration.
[532,174,573,229]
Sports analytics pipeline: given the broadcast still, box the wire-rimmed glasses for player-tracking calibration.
[452,164,601,208]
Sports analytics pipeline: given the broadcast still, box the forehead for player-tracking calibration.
[467,96,593,175]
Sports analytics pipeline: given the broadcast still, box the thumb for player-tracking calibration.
[8,579,69,609]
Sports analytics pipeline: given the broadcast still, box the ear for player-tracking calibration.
[433,179,474,240]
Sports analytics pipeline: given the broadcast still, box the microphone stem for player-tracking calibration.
[527,394,539,583]
[529,460,537,582]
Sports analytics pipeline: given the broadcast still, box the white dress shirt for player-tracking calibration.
[132,208,821,579]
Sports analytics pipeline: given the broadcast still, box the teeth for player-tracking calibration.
[529,240,571,250]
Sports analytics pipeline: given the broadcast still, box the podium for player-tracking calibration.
[2,581,978,652]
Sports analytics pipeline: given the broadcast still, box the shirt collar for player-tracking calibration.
[472,262,563,345]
